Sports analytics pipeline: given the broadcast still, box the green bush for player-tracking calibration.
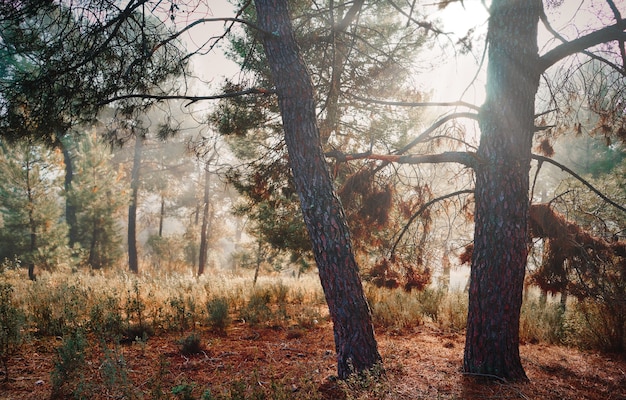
[178,333,204,355]
[51,330,88,398]
[207,297,231,333]
[416,288,445,322]
[100,345,135,398]
[0,283,25,382]
[240,290,273,326]
[29,281,87,336]
[569,298,626,352]
[88,294,124,342]
[172,382,196,400]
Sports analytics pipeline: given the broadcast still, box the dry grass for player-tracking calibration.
[0,268,624,399]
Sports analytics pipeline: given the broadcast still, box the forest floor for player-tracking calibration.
[2,320,625,400]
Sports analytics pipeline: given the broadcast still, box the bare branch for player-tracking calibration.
[540,9,626,74]
[394,112,479,155]
[156,17,273,52]
[350,94,481,111]
[539,19,626,73]
[325,150,478,168]
[390,189,474,257]
[99,88,275,106]
[605,0,626,69]
[386,0,448,36]
[533,154,626,214]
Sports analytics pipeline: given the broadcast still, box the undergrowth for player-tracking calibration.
[0,267,622,398]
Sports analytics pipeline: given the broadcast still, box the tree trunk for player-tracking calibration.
[128,135,143,274]
[198,166,211,276]
[253,240,262,286]
[87,218,99,268]
[464,0,542,381]
[255,0,381,379]
[26,157,36,281]
[158,194,165,237]
[60,139,78,247]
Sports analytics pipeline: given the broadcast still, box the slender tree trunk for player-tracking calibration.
[197,166,211,276]
[253,240,262,286]
[26,157,36,281]
[158,194,165,237]
[60,139,78,247]
[255,0,381,379]
[88,218,99,268]
[464,0,542,381]
[128,135,143,274]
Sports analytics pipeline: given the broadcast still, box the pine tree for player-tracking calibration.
[67,133,125,269]
[0,140,68,279]
[216,0,429,264]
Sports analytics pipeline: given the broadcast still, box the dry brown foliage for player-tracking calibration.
[528,203,626,297]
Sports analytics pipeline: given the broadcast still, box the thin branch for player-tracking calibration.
[55,0,148,77]
[334,0,365,31]
[325,150,477,168]
[394,112,479,155]
[391,189,474,257]
[533,154,626,214]
[350,94,481,111]
[386,0,448,36]
[99,88,275,106]
[535,108,557,118]
[534,125,556,132]
[155,17,273,52]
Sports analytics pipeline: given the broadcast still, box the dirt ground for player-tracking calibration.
[2,321,625,399]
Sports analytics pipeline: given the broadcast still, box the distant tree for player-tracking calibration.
[0,0,187,272]
[67,134,125,269]
[0,140,68,279]
[198,163,212,276]
[128,133,144,274]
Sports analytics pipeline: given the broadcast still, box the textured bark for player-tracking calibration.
[128,135,143,274]
[464,0,542,381]
[198,166,211,276]
[255,0,381,379]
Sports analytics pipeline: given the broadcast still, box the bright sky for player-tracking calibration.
[178,1,624,118]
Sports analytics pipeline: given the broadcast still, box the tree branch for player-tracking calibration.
[540,9,626,74]
[334,0,365,32]
[325,150,478,168]
[539,19,626,73]
[391,189,474,257]
[605,0,626,69]
[386,0,448,36]
[394,112,479,155]
[533,154,626,214]
[155,17,273,52]
[99,88,275,106]
[350,94,481,111]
